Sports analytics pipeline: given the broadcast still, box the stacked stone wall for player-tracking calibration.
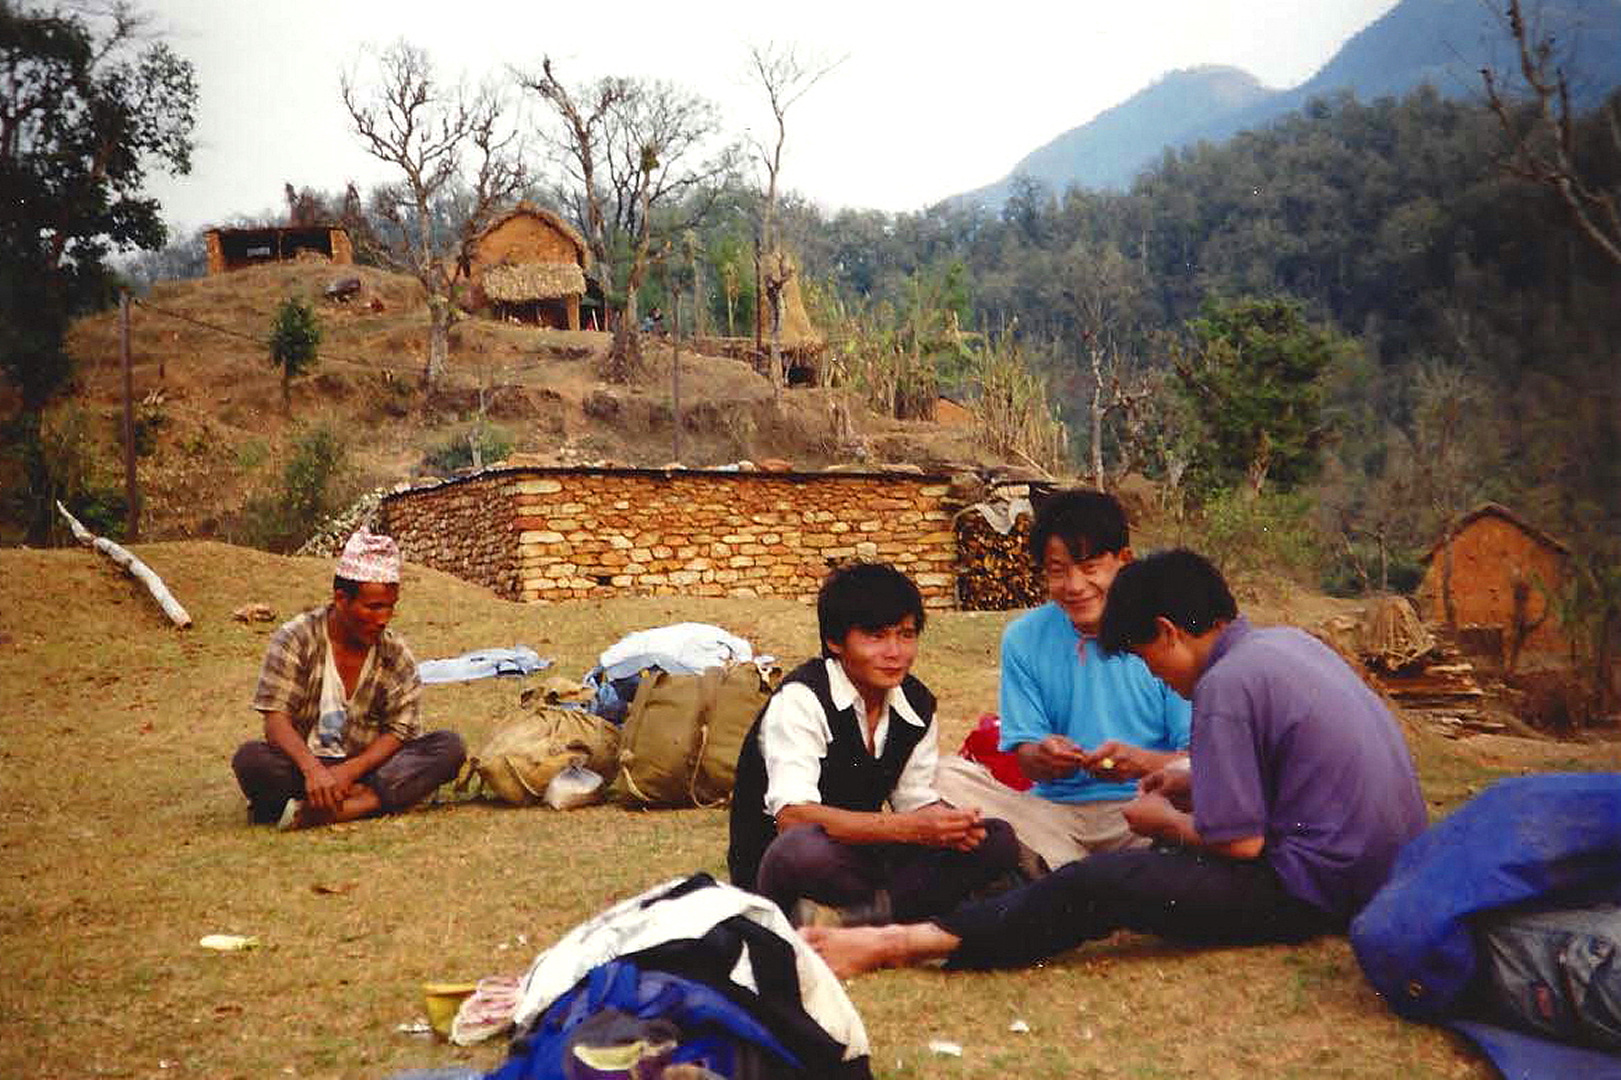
[381,474,519,598]
[380,468,960,608]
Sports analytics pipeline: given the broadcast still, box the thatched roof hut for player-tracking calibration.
[469,203,595,330]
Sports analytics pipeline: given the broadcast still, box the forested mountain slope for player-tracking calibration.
[958,0,1621,207]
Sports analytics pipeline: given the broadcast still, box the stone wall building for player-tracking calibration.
[1416,502,1571,664]
[379,466,969,608]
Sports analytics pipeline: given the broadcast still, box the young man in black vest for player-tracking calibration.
[729,562,1017,926]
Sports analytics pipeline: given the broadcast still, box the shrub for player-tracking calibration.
[421,420,513,475]
[133,399,167,457]
[0,408,128,543]
[268,297,321,413]
[239,424,353,552]
[1195,488,1325,582]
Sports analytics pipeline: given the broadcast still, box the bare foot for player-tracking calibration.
[801,925,905,978]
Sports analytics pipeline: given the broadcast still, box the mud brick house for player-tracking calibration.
[204,226,353,274]
[1416,502,1572,665]
[378,465,982,609]
[466,204,598,330]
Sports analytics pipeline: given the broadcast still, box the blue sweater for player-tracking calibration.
[997,602,1190,803]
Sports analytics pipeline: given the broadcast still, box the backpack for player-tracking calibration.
[612,664,777,809]
[1476,901,1621,1049]
[498,874,872,1080]
[470,706,620,807]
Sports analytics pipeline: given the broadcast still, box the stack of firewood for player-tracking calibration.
[956,508,1043,611]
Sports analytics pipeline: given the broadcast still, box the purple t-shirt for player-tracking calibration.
[1190,618,1427,919]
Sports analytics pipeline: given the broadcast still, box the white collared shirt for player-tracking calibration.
[759,657,940,818]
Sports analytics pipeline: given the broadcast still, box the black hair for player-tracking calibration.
[817,562,926,657]
[1029,489,1130,565]
[333,575,361,598]
[1098,549,1238,654]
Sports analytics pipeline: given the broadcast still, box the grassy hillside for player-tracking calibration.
[56,262,997,546]
[2,541,1616,1078]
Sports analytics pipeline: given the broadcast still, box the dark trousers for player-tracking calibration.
[935,844,1342,970]
[231,730,467,823]
[755,819,1019,922]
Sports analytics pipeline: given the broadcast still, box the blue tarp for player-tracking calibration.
[1350,773,1621,1077]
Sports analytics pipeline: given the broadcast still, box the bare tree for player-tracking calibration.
[746,43,841,394]
[1063,240,1151,490]
[1083,341,1155,492]
[523,61,733,380]
[516,60,627,319]
[601,80,734,379]
[1482,0,1621,266]
[341,41,525,387]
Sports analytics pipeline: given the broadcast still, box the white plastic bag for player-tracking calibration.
[544,764,605,810]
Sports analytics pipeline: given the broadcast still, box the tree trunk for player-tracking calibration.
[1440,535,1457,630]
[424,295,452,387]
[1089,347,1105,491]
[770,286,784,397]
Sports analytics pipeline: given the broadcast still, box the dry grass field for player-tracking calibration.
[2,541,1617,1079]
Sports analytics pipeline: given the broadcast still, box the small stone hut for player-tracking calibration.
[1416,502,1572,663]
[467,204,596,330]
[204,226,353,274]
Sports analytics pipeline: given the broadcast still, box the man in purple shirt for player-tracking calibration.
[803,548,1428,977]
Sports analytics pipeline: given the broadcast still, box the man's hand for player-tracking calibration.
[1015,735,1089,783]
[904,803,987,852]
[1081,742,1191,783]
[301,760,355,813]
[1122,790,1193,844]
[1139,760,1193,811]
[1079,740,1161,781]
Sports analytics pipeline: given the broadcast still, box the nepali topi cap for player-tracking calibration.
[335,528,401,584]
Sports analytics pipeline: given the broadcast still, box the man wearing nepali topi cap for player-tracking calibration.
[231,529,466,829]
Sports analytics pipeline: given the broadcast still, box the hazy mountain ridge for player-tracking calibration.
[955,0,1621,210]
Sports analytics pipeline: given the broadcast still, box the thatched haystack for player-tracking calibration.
[754,248,821,351]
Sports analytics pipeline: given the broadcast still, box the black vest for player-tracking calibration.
[727,658,936,891]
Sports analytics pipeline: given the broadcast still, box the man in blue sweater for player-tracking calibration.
[936,490,1190,871]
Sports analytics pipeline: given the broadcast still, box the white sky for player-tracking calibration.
[145,0,1402,232]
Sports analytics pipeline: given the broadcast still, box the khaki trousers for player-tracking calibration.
[934,754,1147,873]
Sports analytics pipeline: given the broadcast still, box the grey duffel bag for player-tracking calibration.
[1476,901,1621,1049]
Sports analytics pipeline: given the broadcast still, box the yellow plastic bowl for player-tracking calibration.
[422,982,478,1039]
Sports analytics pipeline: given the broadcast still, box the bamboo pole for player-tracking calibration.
[56,501,192,628]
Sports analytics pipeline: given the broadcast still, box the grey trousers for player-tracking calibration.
[231,730,466,823]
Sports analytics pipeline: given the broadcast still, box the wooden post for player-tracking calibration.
[671,294,683,464]
[120,290,140,542]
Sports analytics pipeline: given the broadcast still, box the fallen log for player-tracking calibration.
[56,501,192,628]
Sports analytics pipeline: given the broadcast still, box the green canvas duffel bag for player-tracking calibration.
[612,663,777,809]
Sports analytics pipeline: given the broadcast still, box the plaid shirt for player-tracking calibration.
[251,606,422,754]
